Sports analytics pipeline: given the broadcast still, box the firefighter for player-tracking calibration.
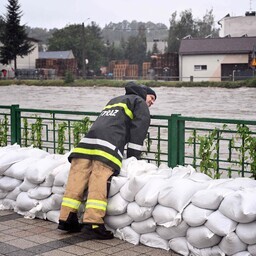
[58,81,156,239]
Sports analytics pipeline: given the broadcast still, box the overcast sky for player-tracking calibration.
[1,0,255,29]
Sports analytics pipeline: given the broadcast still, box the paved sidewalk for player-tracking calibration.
[0,210,181,256]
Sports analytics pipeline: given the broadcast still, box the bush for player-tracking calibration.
[64,72,74,83]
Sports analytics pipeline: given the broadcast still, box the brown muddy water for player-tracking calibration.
[0,85,255,120]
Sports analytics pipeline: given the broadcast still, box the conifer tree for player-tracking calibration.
[0,0,34,70]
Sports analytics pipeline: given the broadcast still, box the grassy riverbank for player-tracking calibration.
[0,78,256,88]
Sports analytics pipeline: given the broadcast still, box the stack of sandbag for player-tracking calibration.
[1,145,256,256]
[106,157,256,256]
[0,144,70,222]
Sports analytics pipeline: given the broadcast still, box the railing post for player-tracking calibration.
[168,114,184,168]
[10,104,21,145]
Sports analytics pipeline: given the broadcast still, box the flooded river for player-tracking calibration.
[0,85,255,120]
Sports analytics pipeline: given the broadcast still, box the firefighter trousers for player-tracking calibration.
[59,158,113,224]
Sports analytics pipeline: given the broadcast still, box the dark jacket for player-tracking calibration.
[69,83,151,172]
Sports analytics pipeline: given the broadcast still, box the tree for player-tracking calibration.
[48,22,105,74]
[125,24,147,76]
[0,0,34,70]
[167,9,219,53]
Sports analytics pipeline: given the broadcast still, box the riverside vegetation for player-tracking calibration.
[0,77,256,88]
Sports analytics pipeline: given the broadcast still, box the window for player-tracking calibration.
[194,65,207,71]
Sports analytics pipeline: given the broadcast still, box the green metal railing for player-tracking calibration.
[1,105,256,178]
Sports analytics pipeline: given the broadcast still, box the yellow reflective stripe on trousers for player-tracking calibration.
[61,197,81,210]
[103,103,133,120]
[72,148,122,168]
[85,199,107,211]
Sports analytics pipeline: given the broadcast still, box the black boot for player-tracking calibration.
[81,224,114,240]
[58,212,81,233]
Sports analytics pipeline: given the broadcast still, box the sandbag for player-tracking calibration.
[106,193,129,216]
[219,232,247,255]
[140,232,169,251]
[131,217,156,234]
[108,176,128,197]
[169,237,190,256]
[115,226,140,245]
[156,220,189,240]
[127,202,153,222]
[158,178,207,212]
[205,210,237,236]
[187,226,222,249]
[183,204,213,227]
[236,221,256,245]
[152,204,181,227]
[191,187,233,210]
[219,188,256,223]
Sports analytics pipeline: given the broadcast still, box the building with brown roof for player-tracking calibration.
[179,37,256,81]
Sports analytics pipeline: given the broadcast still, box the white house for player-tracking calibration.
[179,37,256,82]
[218,12,256,37]
[0,38,39,78]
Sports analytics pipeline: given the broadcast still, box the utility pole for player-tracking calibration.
[81,22,86,79]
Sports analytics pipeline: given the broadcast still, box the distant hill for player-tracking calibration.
[26,20,169,48]
[101,20,168,44]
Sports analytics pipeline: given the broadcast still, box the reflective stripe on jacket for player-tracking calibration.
[69,86,151,172]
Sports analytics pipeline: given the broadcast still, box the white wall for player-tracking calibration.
[219,16,256,37]
[16,41,39,69]
[179,54,248,81]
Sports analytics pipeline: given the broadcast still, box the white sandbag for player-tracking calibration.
[232,252,251,256]
[187,243,225,256]
[0,176,22,191]
[40,173,55,187]
[6,186,21,200]
[152,204,181,227]
[53,162,70,186]
[169,237,190,256]
[0,189,7,199]
[187,226,222,249]
[27,186,52,200]
[183,204,213,227]
[158,178,207,212]
[216,177,256,190]
[19,178,37,191]
[236,221,256,245]
[109,176,128,197]
[16,191,39,211]
[0,144,20,156]
[1,198,16,210]
[0,146,49,174]
[205,210,237,236]
[171,165,195,178]
[140,232,169,251]
[52,186,65,195]
[219,188,256,223]
[46,210,60,223]
[219,232,247,255]
[120,175,150,202]
[26,157,63,184]
[188,171,212,182]
[115,227,140,245]
[156,220,189,240]
[104,213,133,230]
[191,187,233,210]
[248,244,256,255]
[106,193,129,216]
[127,202,153,222]
[131,217,156,234]
[135,177,166,207]
[41,194,63,212]
[120,157,158,178]
[4,157,37,180]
